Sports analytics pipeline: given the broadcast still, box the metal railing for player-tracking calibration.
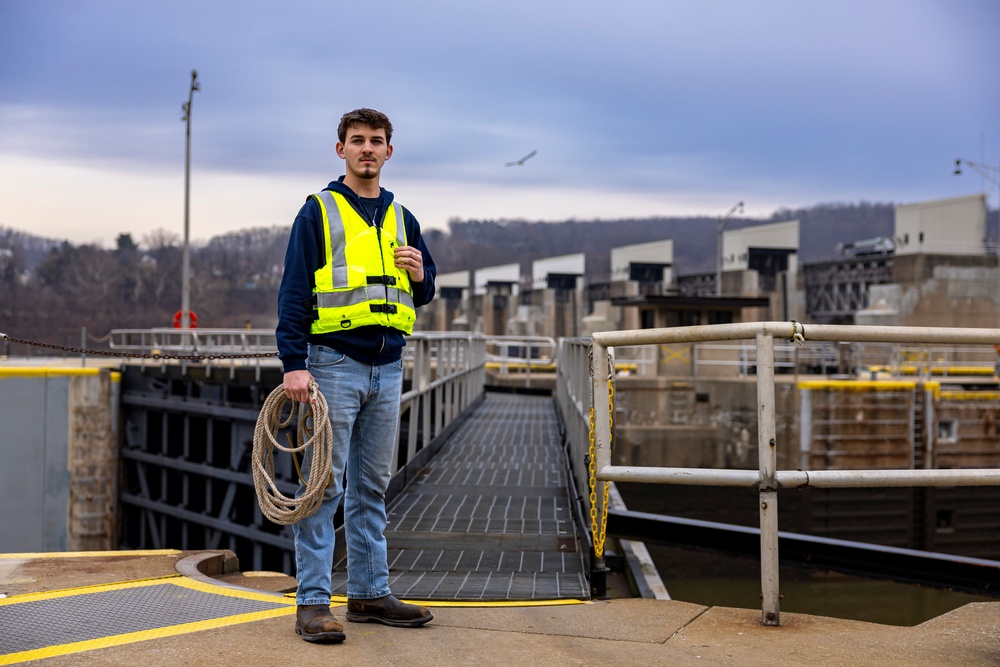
[484,335,556,365]
[107,327,279,377]
[482,335,557,387]
[399,333,487,468]
[860,344,999,378]
[692,341,841,374]
[580,322,1000,626]
[117,331,486,572]
[109,327,278,355]
[556,338,595,508]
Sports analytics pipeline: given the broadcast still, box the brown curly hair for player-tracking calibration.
[337,108,393,144]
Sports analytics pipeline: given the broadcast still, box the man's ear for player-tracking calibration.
[385,144,393,161]
[335,141,346,159]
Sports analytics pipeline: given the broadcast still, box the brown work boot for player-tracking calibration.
[295,604,346,643]
[346,594,433,627]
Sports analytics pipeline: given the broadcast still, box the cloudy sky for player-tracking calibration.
[1,0,998,247]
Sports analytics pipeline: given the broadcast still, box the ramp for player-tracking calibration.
[329,393,590,601]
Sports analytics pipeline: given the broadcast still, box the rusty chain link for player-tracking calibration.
[1,332,278,362]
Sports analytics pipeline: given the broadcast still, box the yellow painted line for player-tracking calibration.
[0,549,180,559]
[0,367,121,380]
[940,391,1000,401]
[798,380,917,391]
[660,345,690,364]
[0,575,293,605]
[867,365,995,376]
[0,577,294,665]
[302,593,589,608]
[168,576,297,603]
[0,575,184,603]
[389,598,589,608]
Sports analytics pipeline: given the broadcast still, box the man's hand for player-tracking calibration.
[394,245,424,283]
[283,369,315,404]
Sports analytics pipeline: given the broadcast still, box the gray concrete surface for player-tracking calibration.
[2,551,999,666]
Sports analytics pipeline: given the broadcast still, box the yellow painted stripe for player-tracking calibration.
[940,391,1000,401]
[382,598,589,608]
[0,574,293,606]
[798,380,917,391]
[0,575,183,604]
[301,593,589,608]
[0,606,294,665]
[0,549,180,559]
[867,365,995,376]
[168,577,296,603]
[0,367,121,379]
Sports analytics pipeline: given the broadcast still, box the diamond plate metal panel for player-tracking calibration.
[0,580,289,655]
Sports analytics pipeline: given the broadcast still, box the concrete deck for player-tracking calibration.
[2,551,998,666]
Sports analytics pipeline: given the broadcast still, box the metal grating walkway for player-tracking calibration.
[330,393,589,601]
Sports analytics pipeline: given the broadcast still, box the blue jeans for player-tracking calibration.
[293,344,402,605]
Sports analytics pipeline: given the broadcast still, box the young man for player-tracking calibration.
[276,108,436,643]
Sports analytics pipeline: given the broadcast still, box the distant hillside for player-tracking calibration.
[0,226,65,269]
[1,200,997,346]
[432,201,900,279]
[5,201,997,280]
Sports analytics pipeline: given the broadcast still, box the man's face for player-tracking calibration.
[336,124,392,181]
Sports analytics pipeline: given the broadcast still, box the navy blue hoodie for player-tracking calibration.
[276,178,436,372]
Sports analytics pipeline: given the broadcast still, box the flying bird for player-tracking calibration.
[505,150,537,167]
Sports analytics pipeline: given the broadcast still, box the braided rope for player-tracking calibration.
[252,382,333,525]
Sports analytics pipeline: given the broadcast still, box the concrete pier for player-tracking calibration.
[2,550,998,666]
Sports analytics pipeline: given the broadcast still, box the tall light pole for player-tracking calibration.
[180,69,200,329]
[954,158,1000,190]
[954,158,1000,257]
[716,201,744,296]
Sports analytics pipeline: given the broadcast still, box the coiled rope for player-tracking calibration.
[252,382,333,525]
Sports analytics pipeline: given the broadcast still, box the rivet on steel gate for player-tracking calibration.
[766,612,777,621]
[761,501,768,509]
[769,438,776,447]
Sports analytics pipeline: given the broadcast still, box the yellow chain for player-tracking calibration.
[587,381,613,558]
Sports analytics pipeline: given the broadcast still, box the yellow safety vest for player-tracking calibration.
[309,190,416,335]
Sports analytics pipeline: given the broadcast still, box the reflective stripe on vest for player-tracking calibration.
[310,190,416,334]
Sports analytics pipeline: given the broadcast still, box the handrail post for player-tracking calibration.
[80,326,88,368]
[525,340,532,387]
[756,331,780,625]
[590,340,612,595]
[591,341,612,472]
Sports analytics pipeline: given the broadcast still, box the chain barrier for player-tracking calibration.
[86,330,112,343]
[587,347,613,559]
[0,332,278,362]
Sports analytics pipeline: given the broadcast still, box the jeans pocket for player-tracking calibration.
[309,344,347,368]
